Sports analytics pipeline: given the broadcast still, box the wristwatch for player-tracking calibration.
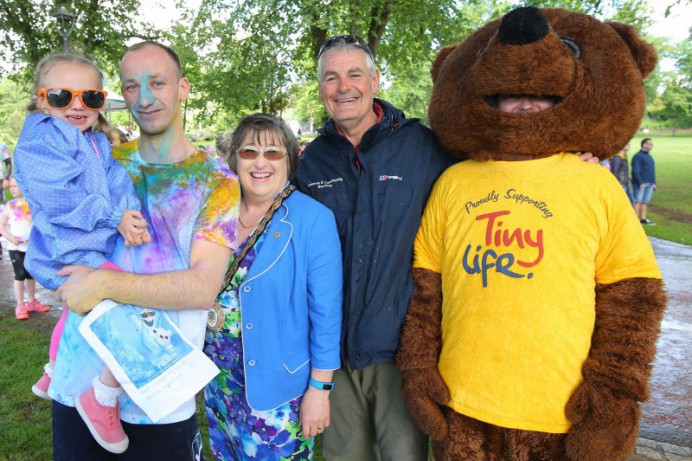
[309,377,335,391]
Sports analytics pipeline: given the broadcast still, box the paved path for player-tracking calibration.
[630,238,692,460]
[0,236,689,459]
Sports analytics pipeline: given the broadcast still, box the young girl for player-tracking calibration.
[13,53,150,454]
[0,176,51,319]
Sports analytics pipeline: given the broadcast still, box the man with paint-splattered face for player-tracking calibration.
[120,44,189,140]
[52,42,240,461]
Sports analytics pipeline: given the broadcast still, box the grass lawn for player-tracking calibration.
[629,133,692,245]
[0,310,53,461]
[0,307,328,461]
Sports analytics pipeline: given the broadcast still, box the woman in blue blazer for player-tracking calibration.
[204,114,342,461]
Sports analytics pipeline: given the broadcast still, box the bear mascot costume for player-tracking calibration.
[397,6,666,461]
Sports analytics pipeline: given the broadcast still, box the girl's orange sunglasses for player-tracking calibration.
[37,87,108,110]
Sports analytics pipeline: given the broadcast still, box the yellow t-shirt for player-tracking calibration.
[414,153,661,433]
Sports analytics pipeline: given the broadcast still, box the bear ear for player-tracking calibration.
[607,22,658,78]
[431,44,459,82]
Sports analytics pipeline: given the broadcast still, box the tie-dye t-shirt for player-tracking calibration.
[1,197,31,252]
[50,140,240,424]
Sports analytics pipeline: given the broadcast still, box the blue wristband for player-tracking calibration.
[309,377,334,391]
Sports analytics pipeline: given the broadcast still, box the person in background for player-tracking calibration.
[0,176,51,319]
[610,143,634,206]
[1,142,10,191]
[632,137,656,224]
[206,113,342,460]
[0,141,11,260]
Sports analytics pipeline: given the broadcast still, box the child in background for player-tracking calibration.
[0,176,50,319]
[13,53,150,454]
[0,142,12,260]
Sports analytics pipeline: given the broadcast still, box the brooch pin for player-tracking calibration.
[207,302,226,332]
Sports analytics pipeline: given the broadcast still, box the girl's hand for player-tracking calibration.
[138,228,152,245]
[118,210,149,246]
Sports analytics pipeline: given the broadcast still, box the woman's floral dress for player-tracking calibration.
[204,230,314,460]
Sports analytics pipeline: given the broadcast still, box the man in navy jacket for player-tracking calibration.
[632,137,657,224]
[295,35,455,461]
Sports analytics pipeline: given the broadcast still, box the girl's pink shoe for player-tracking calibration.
[15,304,29,320]
[26,300,51,312]
[32,372,52,400]
[75,388,129,454]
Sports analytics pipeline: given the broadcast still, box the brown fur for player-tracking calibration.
[396,268,450,440]
[433,409,570,461]
[398,7,666,461]
[428,9,657,161]
[565,278,666,460]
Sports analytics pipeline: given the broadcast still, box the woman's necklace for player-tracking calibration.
[238,214,261,229]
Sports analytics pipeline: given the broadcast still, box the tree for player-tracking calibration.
[1,0,666,135]
[289,80,327,133]
[648,39,692,131]
[189,0,658,125]
[183,0,475,124]
[0,0,157,80]
[0,78,30,146]
[523,0,654,29]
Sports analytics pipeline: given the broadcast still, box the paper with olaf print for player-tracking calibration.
[78,300,220,422]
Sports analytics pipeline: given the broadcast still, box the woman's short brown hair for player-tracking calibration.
[216,113,300,179]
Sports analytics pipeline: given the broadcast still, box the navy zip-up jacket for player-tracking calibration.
[631,149,655,187]
[295,99,456,370]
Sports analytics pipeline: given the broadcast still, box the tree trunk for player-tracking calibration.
[367,0,393,57]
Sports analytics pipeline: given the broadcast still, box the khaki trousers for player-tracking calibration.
[322,362,429,461]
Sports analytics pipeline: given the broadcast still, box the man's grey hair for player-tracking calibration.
[317,40,377,83]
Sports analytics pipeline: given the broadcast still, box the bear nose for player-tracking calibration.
[498,6,549,46]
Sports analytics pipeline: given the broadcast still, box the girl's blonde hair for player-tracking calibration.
[28,53,120,144]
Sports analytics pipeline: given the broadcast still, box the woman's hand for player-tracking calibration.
[577,152,599,163]
[299,386,331,438]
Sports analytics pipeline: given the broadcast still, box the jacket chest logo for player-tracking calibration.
[379,175,403,182]
[307,178,344,189]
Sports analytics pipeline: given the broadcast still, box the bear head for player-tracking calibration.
[428,6,657,161]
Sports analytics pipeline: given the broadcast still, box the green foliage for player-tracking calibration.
[0,79,30,146]
[0,0,158,82]
[676,34,692,87]
[520,0,653,29]
[654,75,692,128]
[380,59,435,123]
[647,39,692,129]
[289,80,328,130]
[178,0,478,125]
[1,0,689,134]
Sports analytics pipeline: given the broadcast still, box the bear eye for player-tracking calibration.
[560,36,581,58]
